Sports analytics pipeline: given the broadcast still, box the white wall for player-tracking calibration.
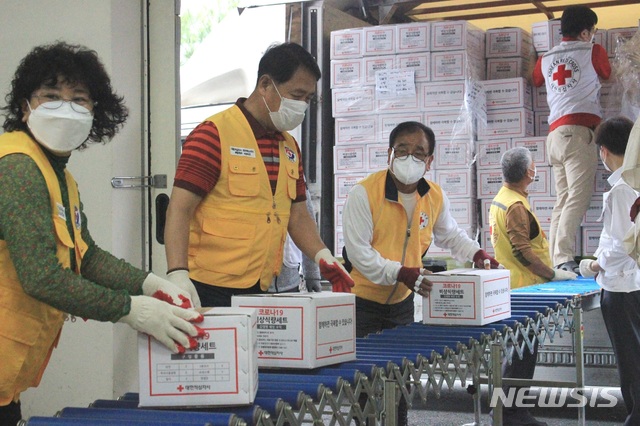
[1,0,146,418]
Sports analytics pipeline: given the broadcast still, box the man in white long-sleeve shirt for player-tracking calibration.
[342,121,499,426]
[342,121,498,337]
[580,116,640,426]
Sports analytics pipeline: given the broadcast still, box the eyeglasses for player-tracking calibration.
[31,93,94,114]
[393,147,430,162]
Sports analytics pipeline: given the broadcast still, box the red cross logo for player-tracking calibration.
[553,64,572,86]
[177,385,184,392]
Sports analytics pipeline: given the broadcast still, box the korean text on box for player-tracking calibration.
[232,292,356,368]
[138,307,258,408]
[423,268,511,326]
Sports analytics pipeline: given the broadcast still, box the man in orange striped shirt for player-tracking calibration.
[164,43,353,307]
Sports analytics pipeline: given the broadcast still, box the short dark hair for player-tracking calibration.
[388,121,435,156]
[561,5,597,37]
[257,42,321,85]
[594,116,634,156]
[2,41,128,146]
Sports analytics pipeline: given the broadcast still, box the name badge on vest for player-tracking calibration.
[419,211,429,229]
[74,206,82,229]
[57,203,66,220]
[230,146,256,158]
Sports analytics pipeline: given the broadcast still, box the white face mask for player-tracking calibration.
[390,153,427,185]
[27,101,93,155]
[263,83,309,132]
[600,150,612,172]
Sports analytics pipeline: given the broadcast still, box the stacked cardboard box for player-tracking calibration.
[330,21,485,257]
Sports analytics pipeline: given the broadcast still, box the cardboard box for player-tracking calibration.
[435,169,476,199]
[594,167,612,195]
[607,27,638,57]
[480,198,492,228]
[593,29,607,51]
[396,21,431,54]
[532,85,549,111]
[334,144,366,174]
[330,59,363,88]
[377,92,420,114]
[534,111,550,137]
[434,140,474,169]
[531,20,561,52]
[477,168,504,199]
[334,173,367,200]
[485,27,533,58]
[330,28,363,59]
[527,166,552,196]
[582,195,603,226]
[379,112,423,141]
[424,110,474,140]
[486,57,531,80]
[367,143,390,172]
[335,116,376,145]
[431,50,486,82]
[477,139,511,168]
[334,201,345,229]
[419,81,467,111]
[431,20,485,56]
[480,227,494,256]
[332,87,375,118]
[422,268,511,326]
[483,78,533,111]
[334,227,344,258]
[396,52,431,82]
[581,226,603,256]
[477,108,535,140]
[232,293,356,368]
[363,25,396,56]
[530,196,556,226]
[448,198,477,229]
[363,55,396,85]
[512,136,549,166]
[138,307,258,408]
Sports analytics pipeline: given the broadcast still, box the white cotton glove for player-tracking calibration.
[119,295,204,354]
[167,270,202,308]
[314,248,355,293]
[551,269,578,281]
[142,273,193,308]
[579,259,597,278]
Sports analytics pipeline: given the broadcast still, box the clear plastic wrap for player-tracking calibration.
[610,29,640,122]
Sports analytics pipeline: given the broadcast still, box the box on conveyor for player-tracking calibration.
[138,307,258,408]
[232,292,356,368]
[422,268,511,326]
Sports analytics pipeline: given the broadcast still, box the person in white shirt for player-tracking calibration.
[342,121,499,426]
[579,116,640,426]
[268,192,321,293]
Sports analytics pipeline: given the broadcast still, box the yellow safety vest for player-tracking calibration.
[188,106,299,290]
[490,186,551,289]
[0,131,88,404]
[350,171,444,304]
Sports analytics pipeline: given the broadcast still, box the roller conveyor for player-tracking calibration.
[22,278,601,426]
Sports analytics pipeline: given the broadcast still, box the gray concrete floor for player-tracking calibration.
[407,378,626,425]
[406,308,626,425]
